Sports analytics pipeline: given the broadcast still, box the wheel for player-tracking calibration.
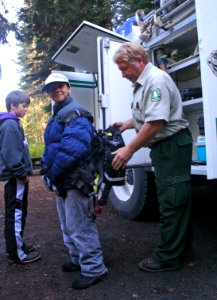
[109,167,159,220]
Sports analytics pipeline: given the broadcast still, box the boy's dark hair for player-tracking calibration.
[6,90,30,112]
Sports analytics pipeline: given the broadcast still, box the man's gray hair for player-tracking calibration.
[113,42,149,65]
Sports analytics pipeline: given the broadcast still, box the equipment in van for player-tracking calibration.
[179,88,202,101]
[207,50,217,76]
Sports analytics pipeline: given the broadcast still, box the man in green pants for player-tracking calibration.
[112,42,193,272]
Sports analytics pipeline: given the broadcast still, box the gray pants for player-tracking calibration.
[56,189,107,277]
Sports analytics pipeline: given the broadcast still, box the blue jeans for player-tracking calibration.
[56,189,107,277]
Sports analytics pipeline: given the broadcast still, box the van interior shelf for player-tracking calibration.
[191,164,207,175]
[167,53,199,73]
[182,98,203,112]
[143,13,196,49]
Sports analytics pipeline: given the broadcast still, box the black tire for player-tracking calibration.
[109,167,159,220]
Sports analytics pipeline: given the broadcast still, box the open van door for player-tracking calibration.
[97,37,151,167]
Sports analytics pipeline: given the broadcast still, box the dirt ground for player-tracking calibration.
[1,176,217,300]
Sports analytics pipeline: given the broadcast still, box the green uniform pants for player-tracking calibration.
[150,128,193,267]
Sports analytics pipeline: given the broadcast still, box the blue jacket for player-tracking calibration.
[41,96,94,188]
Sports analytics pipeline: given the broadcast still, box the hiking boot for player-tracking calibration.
[6,243,35,256]
[22,243,35,253]
[62,261,80,272]
[8,251,41,265]
[72,271,108,290]
[138,257,180,273]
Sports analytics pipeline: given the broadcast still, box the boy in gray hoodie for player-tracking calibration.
[0,90,40,264]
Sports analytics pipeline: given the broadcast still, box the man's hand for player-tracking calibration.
[113,122,126,133]
[113,119,134,133]
[112,145,133,170]
[112,121,165,171]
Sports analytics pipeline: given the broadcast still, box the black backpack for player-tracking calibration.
[58,108,126,207]
[91,125,126,205]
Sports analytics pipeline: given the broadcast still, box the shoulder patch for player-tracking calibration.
[151,88,161,101]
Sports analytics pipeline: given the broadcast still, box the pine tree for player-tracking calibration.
[14,0,154,150]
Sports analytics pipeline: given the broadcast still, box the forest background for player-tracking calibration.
[0,0,154,158]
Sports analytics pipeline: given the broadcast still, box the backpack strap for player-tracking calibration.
[56,106,101,219]
[56,104,94,126]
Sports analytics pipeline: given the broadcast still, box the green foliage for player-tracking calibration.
[0,1,15,44]
[28,143,44,158]
[13,0,155,145]
[13,0,122,145]
[16,0,116,92]
[0,14,10,44]
[0,102,6,112]
[112,0,155,28]
[16,0,154,91]
[21,94,50,145]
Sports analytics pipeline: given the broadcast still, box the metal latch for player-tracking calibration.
[103,38,110,49]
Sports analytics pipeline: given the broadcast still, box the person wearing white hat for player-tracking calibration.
[41,73,108,289]
[41,73,70,92]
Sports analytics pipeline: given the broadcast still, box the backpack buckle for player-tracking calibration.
[88,191,102,219]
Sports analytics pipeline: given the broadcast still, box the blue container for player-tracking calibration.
[196,145,206,162]
[196,135,206,162]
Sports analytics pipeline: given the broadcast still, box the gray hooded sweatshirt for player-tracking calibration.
[0,112,33,180]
